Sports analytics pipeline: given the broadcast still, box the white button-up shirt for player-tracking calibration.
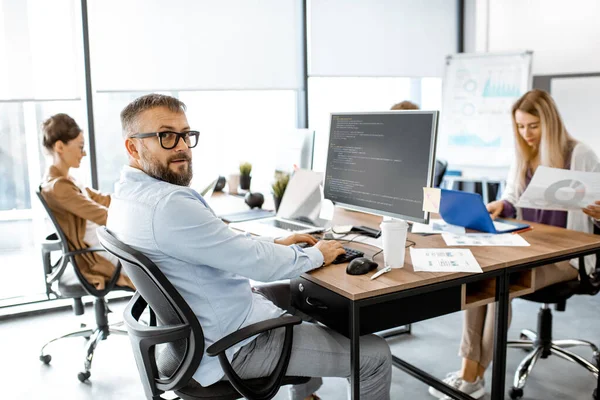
[107,166,323,386]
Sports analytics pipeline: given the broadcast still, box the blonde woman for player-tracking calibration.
[429,89,600,399]
[40,113,134,290]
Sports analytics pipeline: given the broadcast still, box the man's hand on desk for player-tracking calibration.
[274,233,318,247]
[583,200,600,220]
[314,240,346,266]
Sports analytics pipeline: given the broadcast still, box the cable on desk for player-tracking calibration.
[370,239,415,261]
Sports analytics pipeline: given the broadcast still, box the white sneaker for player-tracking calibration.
[428,371,462,398]
[443,376,486,399]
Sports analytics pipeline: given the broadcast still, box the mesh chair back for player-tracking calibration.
[97,226,204,392]
[36,186,117,297]
[36,186,71,254]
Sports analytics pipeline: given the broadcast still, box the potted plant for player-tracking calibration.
[271,173,290,212]
[239,162,252,190]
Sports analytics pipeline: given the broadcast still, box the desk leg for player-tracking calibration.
[350,302,360,400]
[491,270,510,400]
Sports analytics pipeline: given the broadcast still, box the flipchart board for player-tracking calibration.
[437,51,533,168]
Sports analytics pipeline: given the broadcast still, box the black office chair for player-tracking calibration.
[434,158,448,188]
[97,226,310,400]
[36,187,132,382]
[507,249,600,399]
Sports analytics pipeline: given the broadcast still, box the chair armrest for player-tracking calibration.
[64,247,106,257]
[65,248,127,297]
[124,293,198,398]
[206,315,302,357]
[124,293,190,342]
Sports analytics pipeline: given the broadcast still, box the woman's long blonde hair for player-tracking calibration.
[512,89,575,192]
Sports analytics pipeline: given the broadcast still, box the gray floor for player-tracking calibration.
[0,295,598,400]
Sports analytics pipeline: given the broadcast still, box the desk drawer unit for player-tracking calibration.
[291,277,463,338]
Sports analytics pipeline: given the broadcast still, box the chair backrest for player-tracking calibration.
[36,186,106,297]
[434,159,448,188]
[36,186,71,254]
[97,226,204,397]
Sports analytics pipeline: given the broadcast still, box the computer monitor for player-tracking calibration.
[323,111,439,224]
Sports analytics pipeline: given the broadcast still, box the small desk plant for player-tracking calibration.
[239,162,252,190]
[271,172,290,212]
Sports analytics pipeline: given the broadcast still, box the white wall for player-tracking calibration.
[485,0,600,75]
[309,0,457,77]
[89,0,304,91]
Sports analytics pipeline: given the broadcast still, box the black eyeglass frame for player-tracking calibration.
[129,131,200,150]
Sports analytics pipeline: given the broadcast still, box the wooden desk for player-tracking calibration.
[290,208,600,400]
[210,193,600,400]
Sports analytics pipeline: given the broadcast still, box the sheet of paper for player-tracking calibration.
[411,218,466,235]
[442,233,530,247]
[516,166,600,211]
[410,248,482,273]
[422,187,441,213]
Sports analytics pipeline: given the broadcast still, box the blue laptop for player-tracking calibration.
[439,189,529,234]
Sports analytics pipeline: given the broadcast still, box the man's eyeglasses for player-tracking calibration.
[129,131,200,150]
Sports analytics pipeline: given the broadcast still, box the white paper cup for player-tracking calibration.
[228,174,240,194]
[380,220,409,268]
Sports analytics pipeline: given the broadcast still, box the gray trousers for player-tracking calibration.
[225,283,392,400]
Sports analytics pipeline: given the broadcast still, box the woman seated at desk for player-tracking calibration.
[40,113,134,290]
[429,89,600,399]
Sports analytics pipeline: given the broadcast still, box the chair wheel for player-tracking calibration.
[78,371,91,382]
[39,354,52,364]
[509,387,523,399]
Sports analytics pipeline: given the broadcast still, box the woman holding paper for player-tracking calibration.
[429,89,600,399]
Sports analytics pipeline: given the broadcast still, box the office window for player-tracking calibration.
[308,77,442,172]
[93,91,175,193]
[93,90,298,194]
[0,0,85,306]
[0,100,85,305]
[179,90,298,192]
[0,103,29,211]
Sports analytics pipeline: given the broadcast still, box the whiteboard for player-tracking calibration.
[437,52,533,167]
[551,77,600,156]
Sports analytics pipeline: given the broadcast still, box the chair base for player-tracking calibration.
[508,330,599,399]
[39,298,128,382]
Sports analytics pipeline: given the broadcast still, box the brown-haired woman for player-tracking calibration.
[429,90,600,399]
[40,113,133,290]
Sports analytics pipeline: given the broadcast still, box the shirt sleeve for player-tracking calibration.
[501,200,516,218]
[52,179,109,226]
[85,187,111,207]
[152,189,324,281]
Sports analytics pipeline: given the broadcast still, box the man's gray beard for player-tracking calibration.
[140,155,193,187]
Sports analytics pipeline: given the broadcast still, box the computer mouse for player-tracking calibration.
[346,257,379,275]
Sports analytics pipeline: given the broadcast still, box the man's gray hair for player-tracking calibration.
[120,93,187,138]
